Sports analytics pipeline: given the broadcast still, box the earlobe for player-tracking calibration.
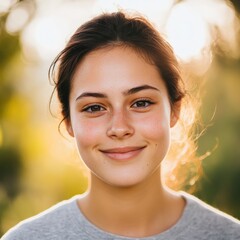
[65,118,74,137]
[170,100,181,128]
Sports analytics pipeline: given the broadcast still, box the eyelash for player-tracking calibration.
[131,99,155,108]
[81,104,106,113]
[81,99,155,113]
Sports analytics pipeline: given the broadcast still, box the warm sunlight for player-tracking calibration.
[5,5,29,34]
[0,0,16,13]
[0,125,3,146]
[21,16,67,60]
[18,0,236,63]
[1,0,240,237]
[165,2,210,62]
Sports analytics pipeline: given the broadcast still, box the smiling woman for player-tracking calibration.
[66,46,175,188]
[2,11,240,240]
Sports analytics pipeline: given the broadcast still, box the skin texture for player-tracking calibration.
[66,46,184,237]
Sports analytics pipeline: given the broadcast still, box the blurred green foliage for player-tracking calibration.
[195,48,240,217]
[0,5,23,236]
[195,0,240,219]
[193,0,240,217]
[0,1,88,235]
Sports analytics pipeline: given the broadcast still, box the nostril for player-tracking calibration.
[106,112,134,139]
[106,125,134,139]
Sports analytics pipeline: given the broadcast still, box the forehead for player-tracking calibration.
[71,46,166,94]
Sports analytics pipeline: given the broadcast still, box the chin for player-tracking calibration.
[99,173,150,189]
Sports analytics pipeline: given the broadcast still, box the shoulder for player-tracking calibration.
[182,192,240,239]
[1,196,80,240]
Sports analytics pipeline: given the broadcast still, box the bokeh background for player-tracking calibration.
[0,0,240,236]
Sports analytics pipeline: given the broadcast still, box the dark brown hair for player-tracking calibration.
[49,11,200,190]
[49,11,185,121]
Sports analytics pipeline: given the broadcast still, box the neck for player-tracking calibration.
[77,169,185,237]
[90,169,165,213]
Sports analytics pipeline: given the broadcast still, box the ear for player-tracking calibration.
[65,118,74,137]
[170,100,181,128]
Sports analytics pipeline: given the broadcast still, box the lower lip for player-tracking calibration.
[101,148,145,161]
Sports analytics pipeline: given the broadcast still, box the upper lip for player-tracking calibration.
[99,146,146,153]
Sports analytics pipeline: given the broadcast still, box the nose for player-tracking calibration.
[106,110,134,139]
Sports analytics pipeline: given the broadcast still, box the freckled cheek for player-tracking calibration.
[136,115,170,142]
[72,119,105,148]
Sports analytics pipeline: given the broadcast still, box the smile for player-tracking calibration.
[99,146,146,161]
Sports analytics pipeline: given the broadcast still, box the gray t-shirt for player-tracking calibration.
[2,192,240,240]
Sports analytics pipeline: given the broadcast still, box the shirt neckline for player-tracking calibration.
[68,192,194,239]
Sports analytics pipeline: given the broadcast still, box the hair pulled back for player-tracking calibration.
[49,11,185,121]
[50,11,200,190]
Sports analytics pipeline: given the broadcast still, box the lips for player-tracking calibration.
[99,146,146,161]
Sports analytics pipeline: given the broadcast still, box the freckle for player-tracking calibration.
[103,160,107,165]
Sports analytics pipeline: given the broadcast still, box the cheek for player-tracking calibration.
[141,116,171,164]
[71,117,105,149]
[137,110,171,142]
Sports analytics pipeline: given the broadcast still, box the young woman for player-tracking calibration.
[2,11,240,240]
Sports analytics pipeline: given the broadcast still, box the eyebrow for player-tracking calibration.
[76,92,107,101]
[123,84,160,95]
[75,84,160,101]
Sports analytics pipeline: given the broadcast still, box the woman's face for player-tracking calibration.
[67,46,179,187]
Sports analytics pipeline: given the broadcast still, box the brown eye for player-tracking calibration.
[82,104,105,113]
[131,99,154,108]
